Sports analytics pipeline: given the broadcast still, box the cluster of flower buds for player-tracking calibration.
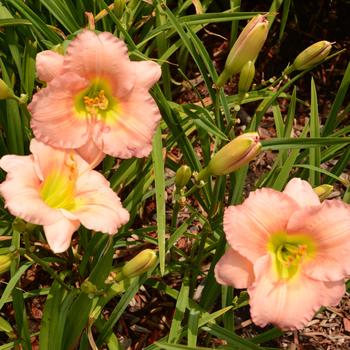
[216,15,269,88]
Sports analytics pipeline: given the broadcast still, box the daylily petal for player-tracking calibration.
[224,189,299,262]
[321,280,346,307]
[29,72,90,149]
[76,140,106,167]
[36,50,64,83]
[215,248,254,288]
[0,155,61,225]
[30,139,89,180]
[43,216,80,253]
[287,200,350,281]
[131,61,161,89]
[283,178,320,208]
[92,87,161,158]
[248,255,331,330]
[72,171,129,234]
[63,30,135,97]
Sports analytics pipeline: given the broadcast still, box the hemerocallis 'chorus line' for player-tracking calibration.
[29,30,162,164]
[215,178,350,330]
[0,139,129,253]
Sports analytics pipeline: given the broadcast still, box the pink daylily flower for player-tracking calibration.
[28,30,162,164]
[0,139,130,253]
[215,178,350,330]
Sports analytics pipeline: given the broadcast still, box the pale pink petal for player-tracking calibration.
[92,87,161,158]
[224,189,300,262]
[72,171,129,234]
[321,280,346,307]
[36,50,64,83]
[76,140,106,167]
[249,255,329,330]
[214,248,254,288]
[63,30,135,97]
[43,217,80,253]
[29,72,90,149]
[287,200,350,281]
[30,139,89,180]
[131,61,161,89]
[283,178,320,208]
[0,155,61,225]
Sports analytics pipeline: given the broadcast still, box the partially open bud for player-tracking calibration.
[284,41,332,75]
[238,61,255,93]
[175,165,192,190]
[313,184,333,201]
[0,79,15,100]
[120,249,157,280]
[206,132,261,176]
[216,15,268,87]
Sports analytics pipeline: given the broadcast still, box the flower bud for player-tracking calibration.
[285,41,332,75]
[313,184,333,201]
[217,15,268,87]
[238,61,255,93]
[81,280,98,294]
[175,165,192,190]
[0,254,14,275]
[207,132,261,176]
[0,79,14,100]
[121,249,157,279]
[0,315,15,339]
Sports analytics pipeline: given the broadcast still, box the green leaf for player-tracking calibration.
[0,262,32,311]
[152,126,166,276]
[309,77,321,186]
[40,0,81,32]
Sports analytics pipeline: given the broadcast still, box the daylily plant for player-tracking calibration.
[0,139,129,253]
[215,178,350,330]
[29,30,162,164]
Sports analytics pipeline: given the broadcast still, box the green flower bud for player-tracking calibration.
[121,249,157,279]
[175,165,192,190]
[0,315,15,339]
[217,15,268,87]
[207,132,261,176]
[313,184,333,201]
[81,280,98,295]
[238,61,255,93]
[0,79,14,100]
[285,41,332,75]
[51,44,65,55]
[0,254,14,275]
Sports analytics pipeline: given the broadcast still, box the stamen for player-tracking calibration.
[83,90,109,112]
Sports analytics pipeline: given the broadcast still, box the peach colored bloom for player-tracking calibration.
[28,30,161,164]
[0,139,129,253]
[215,178,350,330]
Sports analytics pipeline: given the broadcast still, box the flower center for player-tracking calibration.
[267,232,316,280]
[75,79,118,125]
[83,90,109,115]
[40,154,78,210]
